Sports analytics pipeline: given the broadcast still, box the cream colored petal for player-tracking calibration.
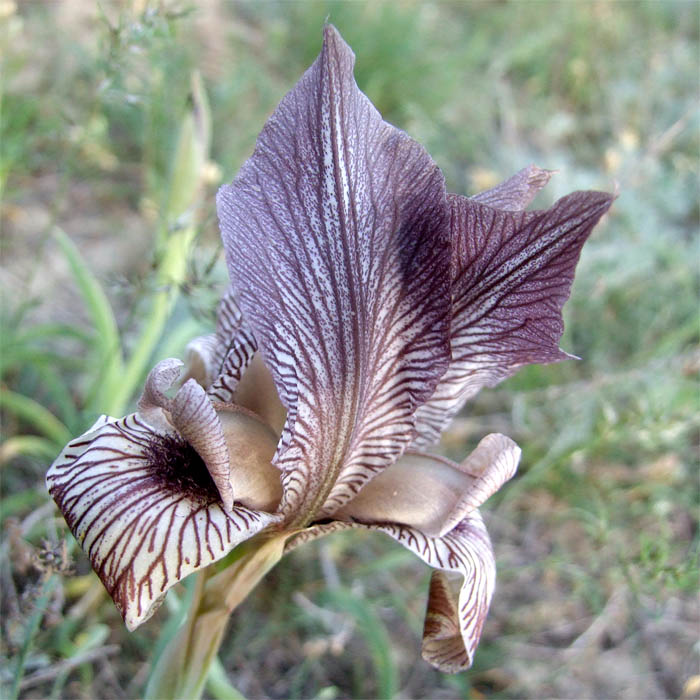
[334,433,519,538]
[46,414,279,631]
[438,433,520,536]
[334,452,470,537]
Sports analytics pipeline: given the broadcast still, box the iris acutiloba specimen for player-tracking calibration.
[47,24,613,679]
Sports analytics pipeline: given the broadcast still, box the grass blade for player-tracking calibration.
[7,574,59,700]
[0,390,71,446]
[52,227,124,410]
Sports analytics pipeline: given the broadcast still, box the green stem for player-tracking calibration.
[145,533,287,700]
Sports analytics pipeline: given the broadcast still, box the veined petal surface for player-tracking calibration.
[183,287,258,402]
[217,25,451,522]
[46,415,279,630]
[413,190,614,446]
[207,287,259,403]
[285,511,495,672]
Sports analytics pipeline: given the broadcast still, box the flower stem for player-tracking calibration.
[144,533,288,700]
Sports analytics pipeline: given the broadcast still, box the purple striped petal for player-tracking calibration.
[217,25,451,523]
[182,288,259,401]
[46,414,279,630]
[285,511,496,672]
[413,190,614,446]
[207,287,258,403]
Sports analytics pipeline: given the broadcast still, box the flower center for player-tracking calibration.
[145,433,221,503]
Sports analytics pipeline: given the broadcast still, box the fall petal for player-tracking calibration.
[335,433,519,537]
[471,164,553,211]
[413,190,614,446]
[284,511,496,672]
[46,414,279,630]
[374,513,497,672]
[217,25,451,521]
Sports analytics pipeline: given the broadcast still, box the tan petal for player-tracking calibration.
[231,353,287,435]
[215,405,283,512]
[335,434,519,537]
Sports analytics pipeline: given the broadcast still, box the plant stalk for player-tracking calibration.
[145,533,288,700]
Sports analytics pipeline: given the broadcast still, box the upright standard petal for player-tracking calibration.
[183,287,258,402]
[46,415,279,630]
[217,25,451,522]
[413,190,614,446]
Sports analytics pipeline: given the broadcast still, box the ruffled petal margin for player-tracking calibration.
[46,415,279,630]
[413,189,615,446]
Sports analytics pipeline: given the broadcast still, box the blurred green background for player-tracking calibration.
[1,1,698,698]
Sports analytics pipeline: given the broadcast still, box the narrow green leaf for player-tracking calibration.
[52,227,124,409]
[319,588,398,700]
[0,390,71,446]
[0,435,57,463]
[7,574,59,700]
[0,489,46,520]
[206,659,247,700]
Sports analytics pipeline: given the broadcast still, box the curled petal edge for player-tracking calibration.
[284,510,496,672]
[334,433,519,538]
[138,359,234,510]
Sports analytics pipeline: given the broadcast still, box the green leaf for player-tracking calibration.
[0,390,71,446]
[7,574,59,700]
[52,227,124,411]
[319,588,398,700]
[0,435,58,463]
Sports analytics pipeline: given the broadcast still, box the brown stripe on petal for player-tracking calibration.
[284,510,496,672]
[413,189,614,446]
[218,25,451,524]
[46,414,279,631]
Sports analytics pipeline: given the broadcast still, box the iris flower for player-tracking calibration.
[47,25,613,674]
